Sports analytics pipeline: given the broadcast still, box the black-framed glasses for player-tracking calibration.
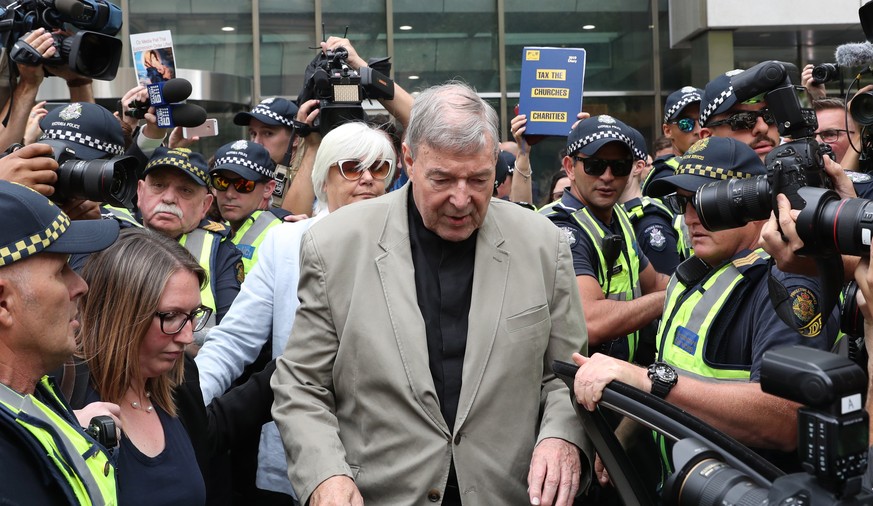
[705,109,776,131]
[332,159,393,181]
[211,174,257,194]
[154,305,212,335]
[670,117,697,133]
[573,156,634,177]
[816,129,855,143]
[663,193,697,215]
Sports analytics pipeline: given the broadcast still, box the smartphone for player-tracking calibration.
[44,102,68,112]
[183,118,219,139]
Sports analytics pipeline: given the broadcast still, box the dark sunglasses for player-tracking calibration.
[333,159,393,181]
[670,117,697,133]
[211,174,258,193]
[663,193,697,215]
[573,156,634,177]
[705,109,776,131]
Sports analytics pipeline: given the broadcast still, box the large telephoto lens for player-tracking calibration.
[54,156,138,209]
[804,190,873,257]
[851,91,873,126]
[695,176,772,232]
[663,440,768,506]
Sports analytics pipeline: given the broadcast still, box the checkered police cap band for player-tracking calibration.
[214,155,273,179]
[676,163,754,181]
[146,155,210,184]
[663,93,702,123]
[252,104,294,127]
[0,212,69,267]
[699,84,734,127]
[567,131,645,161]
[40,128,125,156]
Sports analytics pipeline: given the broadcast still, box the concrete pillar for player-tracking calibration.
[690,30,735,86]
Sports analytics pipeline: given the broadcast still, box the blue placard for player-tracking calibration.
[517,47,586,137]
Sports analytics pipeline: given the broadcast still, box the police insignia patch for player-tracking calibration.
[559,226,577,247]
[846,171,872,183]
[685,138,709,154]
[647,226,666,251]
[59,103,82,121]
[235,260,245,284]
[790,287,821,337]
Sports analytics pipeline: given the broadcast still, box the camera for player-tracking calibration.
[663,346,871,505]
[298,42,395,136]
[0,0,123,80]
[85,415,117,449]
[1,140,138,208]
[812,63,840,85]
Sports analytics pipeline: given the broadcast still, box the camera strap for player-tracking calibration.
[767,256,842,338]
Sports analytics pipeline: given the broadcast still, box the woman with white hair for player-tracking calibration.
[194,120,396,503]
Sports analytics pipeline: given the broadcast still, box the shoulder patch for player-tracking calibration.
[235,259,246,284]
[647,226,667,251]
[559,226,578,247]
[790,287,821,337]
[847,171,872,183]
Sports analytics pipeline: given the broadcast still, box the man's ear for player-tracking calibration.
[0,276,16,329]
[662,123,672,138]
[402,143,414,177]
[264,180,277,198]
[699,128,713,139]
[199,192,214,220]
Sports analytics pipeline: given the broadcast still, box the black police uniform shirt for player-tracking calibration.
[623,197,680,275]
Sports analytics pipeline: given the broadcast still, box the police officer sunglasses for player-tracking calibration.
[669,117,697,133]
[705,109,776,131]
[211,174,258,193]
[663,193,697,215]
[573,156,634,177]
[155,305,213,335]
[332,159,393,181]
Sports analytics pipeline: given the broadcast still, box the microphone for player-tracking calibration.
[152,103,208,128]
[128,78,193,109]
[835,42,873,68]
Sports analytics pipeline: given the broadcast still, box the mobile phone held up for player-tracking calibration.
[183,118,219,139]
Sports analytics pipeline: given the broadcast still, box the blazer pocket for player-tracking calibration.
[506,304,550,335]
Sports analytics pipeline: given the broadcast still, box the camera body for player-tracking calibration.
[664,346,871,506]
[812,63,840,85]
[85,415,117,449]
[300,44,395,136]
[0,0,122,80]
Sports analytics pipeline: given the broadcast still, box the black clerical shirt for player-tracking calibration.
[407,188,477,432]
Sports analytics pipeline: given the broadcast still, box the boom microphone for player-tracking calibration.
[128,78,193,109]
[835,42,873,69]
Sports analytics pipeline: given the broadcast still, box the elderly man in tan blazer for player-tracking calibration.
[272,81,591,506]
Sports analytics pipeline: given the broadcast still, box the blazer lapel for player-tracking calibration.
[374,186,449,434]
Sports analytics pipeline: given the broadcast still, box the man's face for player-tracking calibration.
[662,103,701,155]
[323,158,389,212]
[1,253,88,373]
[563,141,632,223]
[700,102,780,162]
[137,167,213,238]
[679,189,760,266]
[815,108,855,163]
[210,169,273,228]
[248,119,295,164]
[405,143,495,242]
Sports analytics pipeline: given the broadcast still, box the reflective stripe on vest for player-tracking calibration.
[101,206,142,228]
[0,378,116,505]
[656,250,770,380]
[232,210,281,274]
[570,205,643,361]
[674,214,691,261]
[179,229,217,331]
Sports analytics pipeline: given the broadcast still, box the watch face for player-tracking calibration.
[654,363,677,382]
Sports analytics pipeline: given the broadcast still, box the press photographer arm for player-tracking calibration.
[0,29,55,150]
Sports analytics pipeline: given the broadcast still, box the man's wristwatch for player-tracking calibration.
[647,362,678,398]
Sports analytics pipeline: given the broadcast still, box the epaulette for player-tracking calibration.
[201,220,229,236]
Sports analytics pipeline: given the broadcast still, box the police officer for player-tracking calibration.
[209,140,289,274]
[661,86,703,157]
[540,115,668,363]
[104,147,243,337]
[0,180,120,505]
[573,137,839,473]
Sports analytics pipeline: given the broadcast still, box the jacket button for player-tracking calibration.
[454,432,462,445]
[427,489,441,502]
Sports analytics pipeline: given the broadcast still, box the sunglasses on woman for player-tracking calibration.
[333,159,393,181]
[573,156,634,177]
[705,109,776,131]
[211,174,258,193]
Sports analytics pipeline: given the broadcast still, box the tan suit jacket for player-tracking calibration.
[271,184,591,505]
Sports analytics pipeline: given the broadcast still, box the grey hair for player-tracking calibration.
[311,122,397,213]
[405,81,499,161]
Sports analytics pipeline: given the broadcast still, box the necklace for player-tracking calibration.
[130,391,154,414]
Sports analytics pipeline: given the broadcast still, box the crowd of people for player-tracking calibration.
[2,18,873,506]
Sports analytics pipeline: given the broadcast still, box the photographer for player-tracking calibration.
[851,242,873,490]
[572,137,839,476]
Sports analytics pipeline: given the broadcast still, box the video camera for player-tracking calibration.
[0,140,137,209]
[298,40,395,136]
[0,0,122,80]
[552,346,873,506]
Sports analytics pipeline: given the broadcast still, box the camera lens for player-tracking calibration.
[695,177,772,232]
[811,63,839,85]
[813,193,873,257]
[851,91,873,126]
[668,457,768,506]
[54,157,137,209]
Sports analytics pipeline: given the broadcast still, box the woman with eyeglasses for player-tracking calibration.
[195,120,396,504]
